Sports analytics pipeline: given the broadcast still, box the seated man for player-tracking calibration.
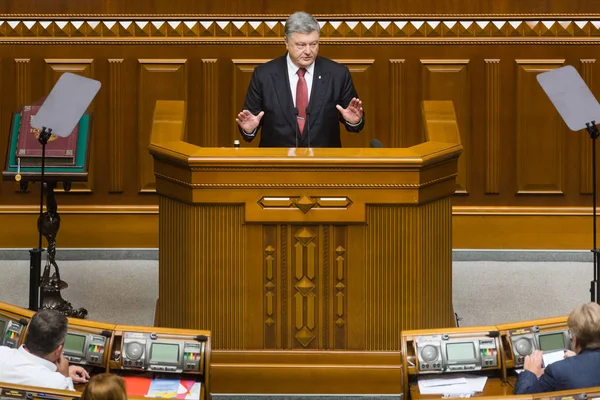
[0,309,89,390]
[514,302,600,394]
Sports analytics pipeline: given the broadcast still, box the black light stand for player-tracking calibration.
[586,120,600,304]
[27,127,53,311]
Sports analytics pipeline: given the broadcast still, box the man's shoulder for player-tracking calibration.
[0,345,16,357]
[254,55,286,74]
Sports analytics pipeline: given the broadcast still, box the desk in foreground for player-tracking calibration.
[149,100,462,394]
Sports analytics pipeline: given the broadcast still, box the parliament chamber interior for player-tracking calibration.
[2,0,600,399]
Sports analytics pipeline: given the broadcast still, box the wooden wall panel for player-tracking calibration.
[421,60,470,194]
[516,60,565,195]
[138,59,187,192]
[108,59,124,193]
[485,59,500,194]
[389,59,405,148]
[336,59,375,148]
[231,59,267,148]
[0,11,600,249]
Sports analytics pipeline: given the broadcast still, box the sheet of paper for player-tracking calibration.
[418,374,488,395]
[146,379,181,398]
[419,377,468,388]
[543,350,565,367]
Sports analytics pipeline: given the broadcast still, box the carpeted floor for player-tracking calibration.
[0,259,591,327]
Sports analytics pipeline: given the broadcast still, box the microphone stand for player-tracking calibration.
[294,107,299,148]
[28,126,53,311]
[586,121,600,303]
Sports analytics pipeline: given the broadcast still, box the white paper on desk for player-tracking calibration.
[418,374,487,395]
[543,350,565,367]
[419,377,467,388]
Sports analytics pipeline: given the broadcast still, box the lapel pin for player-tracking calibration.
[319,75,321,79]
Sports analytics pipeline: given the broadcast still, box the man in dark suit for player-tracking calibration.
[236,11,364,147]
[514,302,600,394]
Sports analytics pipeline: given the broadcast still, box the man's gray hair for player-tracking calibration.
[285,12,320,40]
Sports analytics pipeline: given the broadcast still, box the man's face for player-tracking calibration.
[285,31,320,68]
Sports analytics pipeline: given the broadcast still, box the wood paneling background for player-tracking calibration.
[2,1,600,249]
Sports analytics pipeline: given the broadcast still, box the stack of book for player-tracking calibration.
[15,105,79,167]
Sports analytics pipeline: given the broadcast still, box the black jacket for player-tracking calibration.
[514,349,600,394]
[239,54,365,147]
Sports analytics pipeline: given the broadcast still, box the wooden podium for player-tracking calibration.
[149,100,462,394]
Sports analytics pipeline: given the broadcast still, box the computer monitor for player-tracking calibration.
[0,319,6,340]
[538,331,568,352]
[150,342,180,363]
[445,342,477,364]
[63,332,87,358]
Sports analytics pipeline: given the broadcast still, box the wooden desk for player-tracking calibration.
[149,100,462,394]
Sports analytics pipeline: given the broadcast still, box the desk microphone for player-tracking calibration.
[293,107,299,148]
[370,138,384,148]
[306,109,311,148]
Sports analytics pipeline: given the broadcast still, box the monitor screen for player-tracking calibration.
[64,333,86,354]
[446,342,476,361]
[150,343,179,363]
[0,319,6,338]
[538,332,566,351]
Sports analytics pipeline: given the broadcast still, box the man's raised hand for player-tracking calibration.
[236,110,265,134]
[336,97,363,125]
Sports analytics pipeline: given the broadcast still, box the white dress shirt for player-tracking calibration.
[0,345,74,391]
[286,53,314,108]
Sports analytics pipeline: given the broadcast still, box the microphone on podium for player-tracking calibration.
[306,109,311,148]
[370,138,384,148]
[293,107,299,148]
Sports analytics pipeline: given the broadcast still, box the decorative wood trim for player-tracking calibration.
[485,59,501,194]
[138,59,188,192]
[2,204,600,217]
[9,38,600,45]
[108,59,124,193]
[515,59,566,195]
[452,206,600,215]
[580,59,595,195]
[280,225,289,349]
[15,58,30,108]
[201,59,218,146]
[2,19,600,41]
[0,205,158,214]
[263,229,277,349]
[44,58,95,193]
[322,225,330,349]
[389,59,405,148]
[154,171,458,189]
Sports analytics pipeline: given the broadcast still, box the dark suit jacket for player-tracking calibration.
[514,349,600,394]
[239,54,365,147]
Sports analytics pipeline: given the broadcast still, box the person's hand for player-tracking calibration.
[523,350,544,378]
[55,354,70,378]
[564,350,577,358]
[236,110,264,134]
[68,365,90,383]
[336,97,363,124]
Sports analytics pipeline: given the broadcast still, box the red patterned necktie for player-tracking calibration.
[296,68,308,134]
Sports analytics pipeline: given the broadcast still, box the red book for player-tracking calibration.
[16,105,78,161]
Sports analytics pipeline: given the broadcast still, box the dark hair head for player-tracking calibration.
[81,373,127,400]
[24,309,68,357]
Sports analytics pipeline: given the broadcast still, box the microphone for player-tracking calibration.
[306,109,311,148]
[293,107,299,148]
[370,138,383,148]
